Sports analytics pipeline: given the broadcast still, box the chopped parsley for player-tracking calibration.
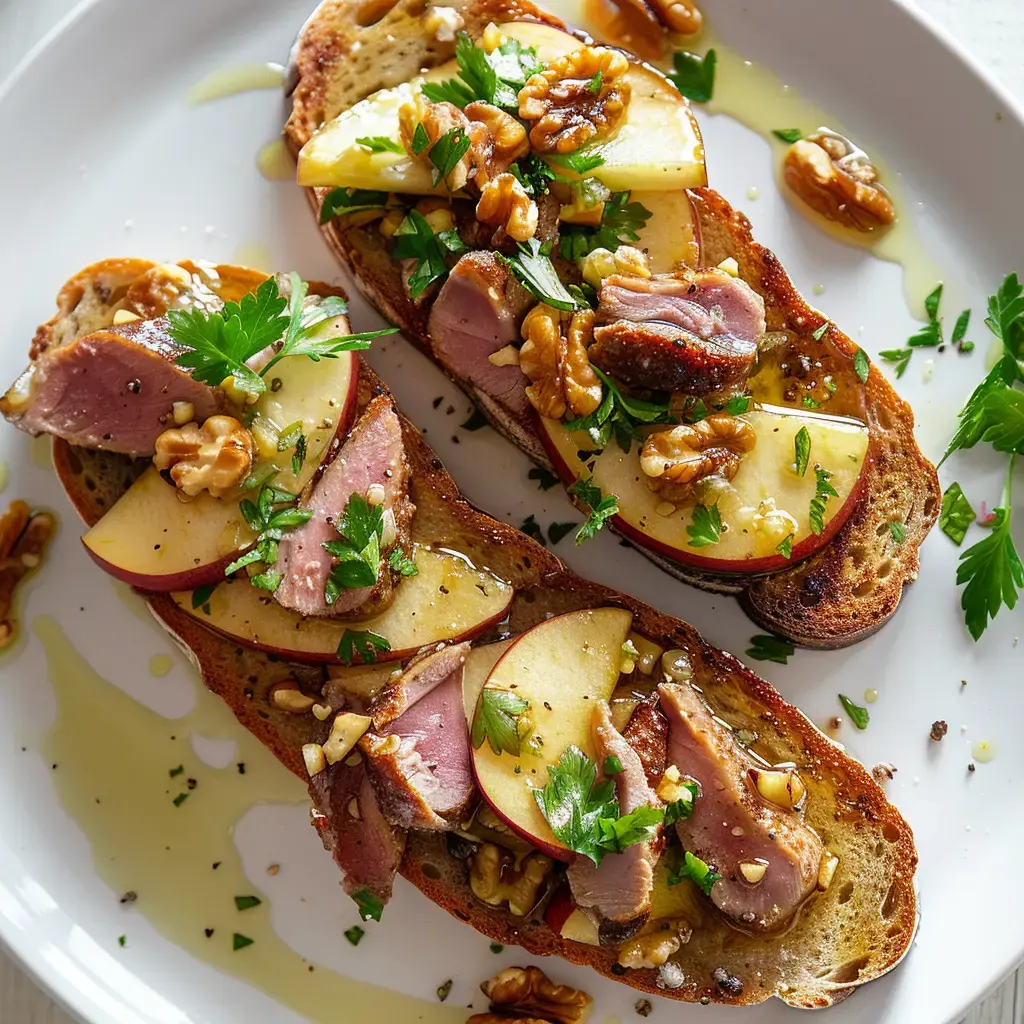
[344,925,365,946]
[668,849,721,896]
[352,888,385,922]
[277,420,307,476]
[392,210,468,298]
[548,521,578,545]
[190,583,215,614]
[663,779,700,826]
[436,979,453,1002]
[489,942,504,954]
[568,477,619,543]
[801,394,820,410]
[587,70,603,94]
[323,492,387,599]
[533,746,665,866]
[879,347,912,378]
[854,347,870,384]
[427,126,472,186]
[560,191,651,263]
[234,895,262,911]
[686,503,721,548]
[337,629,391,666]
[951,308,974,353]
[509,154,557,197]
[724,394,751,415]
[939,482,976,546]
[838,694,870,730]
[547,148,607,176]
[472,688,531,756]
[604,755,624,775]
[421,32,543,110]
[411,122,430,154]
[808,468,838,536]
[811,322,830,341]
[772,128,803,144]
[776,534,794,559]
[563,367,671,453]
[320,187,389,224]
[172,793,189,807]
[232,933,254,951]
[528,466,560,490]
[668,48,717,103]
[889,520,906,545]
[793,426,811,477]
[519,514,547,546]
[226,482,313,590]
[745,633,795,665]
[118,935,127,948]
[498,237,580,311]
[355,135,405,154]
[460,408,489,431]
[169,764,185,778]
[387,547,418,577]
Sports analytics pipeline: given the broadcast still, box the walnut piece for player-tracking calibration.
[520,304,602,419]
[518,46,631,154]
[154,414,256,498]
[649,0,702,32]
[465,101,530,179]
[579,244,650,287]
[639,414,756,503]
[479,966,593,1024]
[617,929,682,970]
[476,173,538,242]
[469,842,554,917]
[0,501,54,650]
[784,130,895,232]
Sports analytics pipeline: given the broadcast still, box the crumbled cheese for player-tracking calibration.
[922,358,935,383]
[656,962,686,990]
[426,6,465,41]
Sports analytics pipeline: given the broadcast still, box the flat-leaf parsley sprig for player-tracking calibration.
[568,477,619,544]
[226,482,313,591]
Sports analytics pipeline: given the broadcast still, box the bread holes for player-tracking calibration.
[923,494,938,518]
[874,841,885,857]
[880,881,900,920]
[421,861,442,880]
[848,544,869,569]
[852,579,874,598]
[836,880,855,905]
[826,955,870,985]
[355,0,400,27]
[882,820,902,843]
[876,559,893,580]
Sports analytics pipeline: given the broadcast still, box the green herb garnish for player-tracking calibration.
[668,850,721,896]
[604,755,624,775]
[668,49,716,102]
[337,629,391,666]
[472,688,531,756]
[528,466,560,490]
[234,895,262,912]
[569,477,619,543]
[745,633,795,665]
[808,468,838,535]
[169,764,185,777]
[436,979,453,1002]
[232,933,254,951]
[772,128,803,144]
[686,504,721,548]
[498,237,581,311]
[173,793,189,807]
[460,408,489,431]
[421,32,543,109]
[356,135,405,154]
[663,779,700,826]
[564,366,671,453]
[547,148,607,176]
[519,514,547,546]
[226,482,313,588]
[560,191,651,263]
[889,520,906,545]
[548,521,578,545]
[951,308,974,353]
[489,942,504,954]
[509,154,557,197]
[387,548,418,577]
[352,888,384,922]
[793,426,811,477]
[939,482,976,546]
[344,925,365,946]
[323,493,385,599]
[776,534,794,559]
[191,583,215,613]
[320,188,389,224]
[428,126,472,186]
[839,694,870,730]
[854,348,870,384]
[392,210,468,298]
[811,322,829,341]
[880,348,912,378]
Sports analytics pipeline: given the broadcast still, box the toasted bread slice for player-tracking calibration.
[42,266,917,1009]
[283,0,940,649]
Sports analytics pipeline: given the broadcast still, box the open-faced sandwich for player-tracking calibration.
[2,258,918,1009]
[284,0,941,649]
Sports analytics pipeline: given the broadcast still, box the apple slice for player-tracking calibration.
[170,545,513,664]
[82,345,359,590]
[467,607,633,860]
[297,22,706,197]
[540,404,870,575]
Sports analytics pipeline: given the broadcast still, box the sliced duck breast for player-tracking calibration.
[0,318,225,456]
[567,702,662,945]
[274,395,414,618]
[591,269,766,394]
[622,696,669,790]
[360,643,474,831]
[659,682,823,932]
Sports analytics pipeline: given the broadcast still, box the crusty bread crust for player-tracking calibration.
[284,0,940,648]
[51,352,917,1009]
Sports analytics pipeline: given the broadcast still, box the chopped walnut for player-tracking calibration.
[518,46,631,154]
[930,720,948,742]
[639,414,757,503]
[479,966,593,1024]
[476,173,538,242]
[784,130,895,232]
[634,999,653,1018]
[398,99,483,192]
[465,101,530,180]
[872,762,896,782]
[520,304,602,419]
[469,842,554,917]
[580,245,650,287]
[648,0,701,32]
[617,930,681,970]
[153,415,256,498]
[0,501,54,649]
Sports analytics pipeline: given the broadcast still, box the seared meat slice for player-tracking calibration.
[309,755,406,905]
[659,683,823,932]
[274,395,414,618]
[360,643,474,830]
[428,252,532,417]
[623,697,668,790]
[591,270,765,394]
[567,702,662,945]
[0,319,225,456]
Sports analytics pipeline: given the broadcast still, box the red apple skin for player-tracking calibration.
[539,419,872,576]
[543,883,576,935]
[80,357,361,592]
[186,590,514,666]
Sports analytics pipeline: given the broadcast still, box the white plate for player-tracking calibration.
[0,0,1021,1021]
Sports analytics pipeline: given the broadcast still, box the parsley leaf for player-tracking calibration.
[387,547,418,576]
[957,502,1023,641]
[337,629,391,666]
[169,276,288,396]
[471,688,530,756]
[509,155,556,197]
[234,895,262,911]
[925,283,943,323]
[548,521,577,545]
[569,477,619,543]
[724,395,750,415]
[809,468,838,535]
[564,367,671,453]
[745,633,795,664]
[232,933,254,951]
[320,188,389,224]
[854,348,870,384]
[225,482,312,588]
[560,191,651,263]
[686,504,721,548]
[352,888,384,922]
[528,466,560,490]
[838,694,870,730]
[668,850,721,896]
[811,323,829,342]
[356,135,405,154]
[668,49,717,102]
[519,514,547,546]
[603,755,623,775]
[547,148,607,176]
[596,805,664,854]
[663,779,700,825]
[879,348,912,378]
[428,126,472,187]
[776,534,794,559]
[939,482,976,546]
[985,271,1024,362]
[411,122,430,154]
[941,354,1021,463]
[323,493,385,601]
[393,210,468,298]
[587,70,603,94]
[951,308,974,353]
[344,925,365,946]
[978,387,1024,454]
[772,128,802,144]
[191,583,216,614]
[793,426,811,476]
[498,237,580,311]
[889,520,906,544]
[422,32,542,110]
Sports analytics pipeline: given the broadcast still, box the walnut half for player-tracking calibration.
[469,842,553,916]
[518,46,630,154]
[0,501,55,649]
[520,304,602,419]
[784,129,895,232]
[154,414,256,498]
[476,173,538,242]
[474,967,593,1024]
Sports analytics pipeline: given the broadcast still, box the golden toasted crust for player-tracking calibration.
[48,269,917,1007]
[285,0,940,648]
